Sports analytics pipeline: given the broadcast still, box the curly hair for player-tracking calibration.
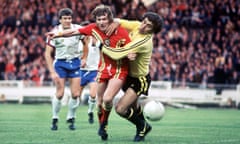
[142,12,164,34]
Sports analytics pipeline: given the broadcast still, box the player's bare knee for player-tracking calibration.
[55,95,63,100]
[115,105,126,116]
[56,92,64,98]
[103,97,113,104]
[71,95,79,99]
[71,91,80,98]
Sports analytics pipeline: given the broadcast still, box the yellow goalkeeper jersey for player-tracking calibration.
[102,19,153,77]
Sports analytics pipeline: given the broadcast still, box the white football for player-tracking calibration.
[143,100,165,121]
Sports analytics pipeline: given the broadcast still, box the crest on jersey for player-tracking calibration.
[104,38,110,46]
[116,39,126,47]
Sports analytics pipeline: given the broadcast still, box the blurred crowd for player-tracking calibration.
[0,0,239,87]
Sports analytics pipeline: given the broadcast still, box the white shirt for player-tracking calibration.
[81,36,100,71]
[47,24,84,60]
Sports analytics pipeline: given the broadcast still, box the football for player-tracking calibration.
[143,100,165,121]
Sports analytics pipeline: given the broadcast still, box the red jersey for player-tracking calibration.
[78,23,131,82]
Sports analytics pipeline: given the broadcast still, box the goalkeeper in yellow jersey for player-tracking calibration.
[103,12,163,142]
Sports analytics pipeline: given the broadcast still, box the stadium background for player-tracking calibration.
[0,0,239,89]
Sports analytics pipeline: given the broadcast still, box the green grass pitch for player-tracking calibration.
[0,103,240,144]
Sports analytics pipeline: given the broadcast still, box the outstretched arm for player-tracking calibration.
[45,29,81,39]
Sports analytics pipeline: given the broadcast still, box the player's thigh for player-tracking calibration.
[69,77,80,96]
[103,78,124,102]
[116,88,138,112]
[55,78,66,96]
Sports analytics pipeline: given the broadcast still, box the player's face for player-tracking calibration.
[139,17,154,34]
[96,13,110,33]
[59,15,72,29]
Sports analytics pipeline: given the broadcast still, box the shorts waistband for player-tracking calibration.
[57,57,79,61]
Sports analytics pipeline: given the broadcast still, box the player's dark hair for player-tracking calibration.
[91,4,113,23]
[58,8,73,19]
[142,12,164,34]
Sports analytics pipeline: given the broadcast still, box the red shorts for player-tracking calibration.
[97,67,128,83]
[96,54,129,83]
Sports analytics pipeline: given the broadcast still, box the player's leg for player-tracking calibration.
[67,77,80,130]
[96,82,106,123]
[96,82,107,140]
[51,60,68,131]
[115,75,152,142]
[115,89,151,142]
[88,81,97,124]
[51,77,65,131]
[115,88,142,126]
[81,70,98,124]
[102,78,124,122]
[64,58,81,130]
[98,78,124,140]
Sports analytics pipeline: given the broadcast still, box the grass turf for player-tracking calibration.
[0,103,240,144]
